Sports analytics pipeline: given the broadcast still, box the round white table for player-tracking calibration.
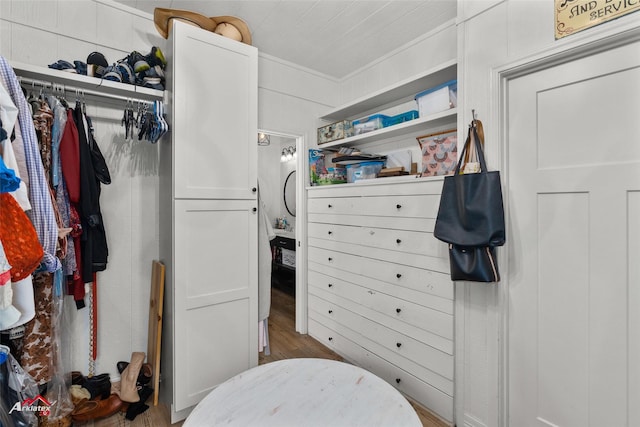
[184,358,422,427]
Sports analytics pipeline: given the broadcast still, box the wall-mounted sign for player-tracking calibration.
[556,0,640,39]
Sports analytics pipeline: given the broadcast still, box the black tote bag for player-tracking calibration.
[449,244,500,282]
[434,124,505,247]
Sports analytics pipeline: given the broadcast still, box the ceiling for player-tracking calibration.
[114,0,457,78]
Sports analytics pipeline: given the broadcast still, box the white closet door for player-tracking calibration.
[172,21,258,200]
[507,40,640,427]
[169,21,258,414]
[173,199,258,411]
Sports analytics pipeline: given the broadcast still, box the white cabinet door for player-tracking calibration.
[172,21,258,200]
[173,199,257,411]
[507,40,640,427]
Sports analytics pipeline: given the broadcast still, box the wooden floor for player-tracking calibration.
[94,287,449,427]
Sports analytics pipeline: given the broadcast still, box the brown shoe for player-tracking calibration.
[71,394,123,423]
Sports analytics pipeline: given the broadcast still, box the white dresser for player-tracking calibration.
[307,178,454,422]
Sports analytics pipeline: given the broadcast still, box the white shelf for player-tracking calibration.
[317,108,457,149]
[11,61,164,101]
[320,60,457,121]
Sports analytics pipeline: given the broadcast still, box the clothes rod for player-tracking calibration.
[18,76,158,105]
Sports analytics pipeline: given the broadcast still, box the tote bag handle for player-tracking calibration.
[454,122,487,175]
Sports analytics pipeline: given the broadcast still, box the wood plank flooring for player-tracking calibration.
[95,287,449,427]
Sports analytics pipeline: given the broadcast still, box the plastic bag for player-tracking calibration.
[1,344,40,426]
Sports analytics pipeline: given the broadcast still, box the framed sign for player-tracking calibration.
[556,0,640,39]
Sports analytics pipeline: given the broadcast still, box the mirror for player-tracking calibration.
[284,170,296,217]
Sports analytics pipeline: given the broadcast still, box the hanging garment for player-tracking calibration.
[73,105,108,282]
[258,187,275,322]
[47,95,68,188]
[2,276,35,330]
[0,192,44,281]
[0,156,20,193]
[8,117,30,195]
[20,271,54,385]
[0,56,60,273]
[0,241,21,330]
[0,82,30,210]
[32,98,54,179]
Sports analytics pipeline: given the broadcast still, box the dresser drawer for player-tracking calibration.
[308,246,452,300]
[308,194,440,218]
[308,222,444,257]
[308,269,453,344]
[309,293,453,382]
[308,319,454,423]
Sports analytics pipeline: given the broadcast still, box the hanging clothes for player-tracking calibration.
[0,56,60,273]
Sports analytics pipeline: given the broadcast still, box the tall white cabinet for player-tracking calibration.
[159,21,258,423]
[308,61,456,423]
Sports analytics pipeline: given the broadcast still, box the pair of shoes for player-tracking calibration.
[116,361,153,386]
[102,61,135,85]
[71,394,123,424]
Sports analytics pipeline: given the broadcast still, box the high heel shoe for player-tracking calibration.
[116,361,152,386]
[118,352,145,403]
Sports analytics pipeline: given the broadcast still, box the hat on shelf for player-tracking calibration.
[153,8,252,45]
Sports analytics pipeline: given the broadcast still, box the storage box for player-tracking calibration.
[415,80,457,117]
[416,129,458,177]
[345,160,385,183]
[309,149,347,186]
[352,114,389,135]
[383,110,419,127]
[317,120,353,144]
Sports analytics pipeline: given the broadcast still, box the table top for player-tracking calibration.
[184,358,421,427]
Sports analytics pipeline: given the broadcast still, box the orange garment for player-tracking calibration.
[0,192,44,280]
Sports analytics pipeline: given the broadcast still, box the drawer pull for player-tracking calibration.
[396,238,401,244]
[328,257,333,262]
[395,378,401,384]
[328,231,333,235]
[396,273,402,279]
[396,204,402,209]
[328,204,333,208]
[252,207,257,212]
[252,187,257,193]
[396,308,402,314]
[328,337,333,341]
[396,342,402,348]
[328,310,333,314]
[328,283,333,288]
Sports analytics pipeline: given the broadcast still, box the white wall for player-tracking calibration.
[0,0,167,378]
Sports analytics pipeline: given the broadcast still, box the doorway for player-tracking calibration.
[499,30,640,426]
[257,130,306,361]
